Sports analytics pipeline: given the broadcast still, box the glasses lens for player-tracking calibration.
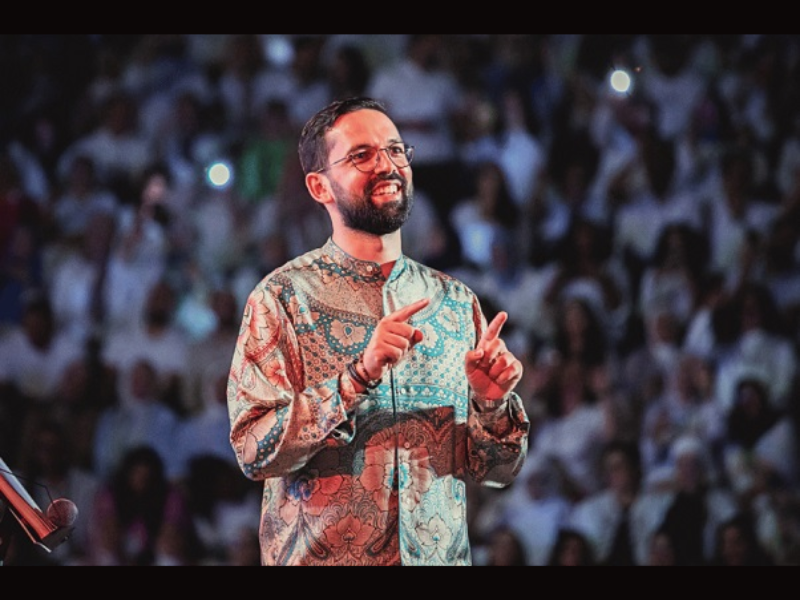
[352,145,413,172]
[351,148,378,171]
[390,144,413,168]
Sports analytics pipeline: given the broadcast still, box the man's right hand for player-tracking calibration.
[361,298,430,380]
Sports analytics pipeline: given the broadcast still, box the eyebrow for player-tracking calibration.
[345,138,405,153]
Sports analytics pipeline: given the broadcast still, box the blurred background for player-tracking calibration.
[0,34,798,566]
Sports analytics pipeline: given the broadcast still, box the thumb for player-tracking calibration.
[465,347,485,372]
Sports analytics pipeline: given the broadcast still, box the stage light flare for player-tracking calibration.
[609,68,633,95]
[206,160,233,189]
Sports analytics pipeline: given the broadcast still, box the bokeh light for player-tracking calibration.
[609,68,633,94]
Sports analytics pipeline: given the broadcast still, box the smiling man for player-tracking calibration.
[227,96,529,566]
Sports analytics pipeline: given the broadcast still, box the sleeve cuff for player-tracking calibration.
[472,394,509,414]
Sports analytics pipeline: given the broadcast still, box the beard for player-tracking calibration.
[332,173,414,235]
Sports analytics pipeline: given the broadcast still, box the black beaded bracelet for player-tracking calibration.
[347,359,381,390]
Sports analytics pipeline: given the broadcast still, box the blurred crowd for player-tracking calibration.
[0,34,798,566]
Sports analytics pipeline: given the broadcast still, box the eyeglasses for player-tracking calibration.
[315,143,415,174]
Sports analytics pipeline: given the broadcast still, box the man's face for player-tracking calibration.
[323,109,414,235]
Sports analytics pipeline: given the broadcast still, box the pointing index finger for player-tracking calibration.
[386,298,431,323]
[480,311,508,345]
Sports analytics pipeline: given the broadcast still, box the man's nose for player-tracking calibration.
[373,148,395,174]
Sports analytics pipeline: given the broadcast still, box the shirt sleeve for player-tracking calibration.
[227,283,362,481]
[465,294,530,488]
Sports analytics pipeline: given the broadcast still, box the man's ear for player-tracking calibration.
[305,172,333,206]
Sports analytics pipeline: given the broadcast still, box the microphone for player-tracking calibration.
[0,456,78,552]
[46,497,79,530]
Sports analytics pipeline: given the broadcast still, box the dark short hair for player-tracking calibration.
[297,96,389,175]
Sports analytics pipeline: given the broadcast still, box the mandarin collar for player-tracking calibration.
[323,237,407,282]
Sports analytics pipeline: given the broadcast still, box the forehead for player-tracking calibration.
[326,109,401,152]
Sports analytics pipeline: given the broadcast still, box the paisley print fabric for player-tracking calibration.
[228,238,529,565]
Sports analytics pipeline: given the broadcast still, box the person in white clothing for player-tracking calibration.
[568,439,668,565]
[0,292,84,404]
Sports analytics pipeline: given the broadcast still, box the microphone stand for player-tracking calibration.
[0,459,74,565]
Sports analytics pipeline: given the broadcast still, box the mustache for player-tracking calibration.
[366,173,406,195]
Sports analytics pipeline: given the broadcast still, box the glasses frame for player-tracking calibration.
[315,143,415,174]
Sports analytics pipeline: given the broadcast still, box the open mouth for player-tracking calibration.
[371,182,401,198]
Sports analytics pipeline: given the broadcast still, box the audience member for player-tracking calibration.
[637,222,707,331]
[277,35,332,129]
[215,34,276,139]
[522,129,602,266]
[644,525,678,566]
[102,165,176,335]
[449,160,520,272]
[458,226,556,349]
[635,35,709,143]
[91,357,183,482]
[528,358,617,503]
[636,351,726,483]
[42,349,114,471]
[499,451,572,565]
[183,286,239,416]
[457,86,546,211]
[0,292,84,407]
[541,215,632,346]
[151,87,225,194]
[327,43,372,101]
[48,153,120,242]
[183,454,261,565]
[56,90,153,201]
[101,278,190,416]
[708,511,776,566]
[87,445,197,566]
[480,525,529,567]
[568,439,666,565]
[758,215,800,349]
[650,434,739,566]
[546,526,596,566]
[610,130,705,293]
[704,148,781,286]
[47,212,116,344]
[235,97,297,208]
[712,281,797,414]
[720,374,798,505]
[178,371,238,471]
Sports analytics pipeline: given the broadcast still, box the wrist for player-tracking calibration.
[348,358,382,390]
[357,358,381,384]
[472,392,508,413]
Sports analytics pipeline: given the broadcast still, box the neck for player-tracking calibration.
[332,228,402,270]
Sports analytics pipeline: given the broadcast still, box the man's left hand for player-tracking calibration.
[464,311,523,403]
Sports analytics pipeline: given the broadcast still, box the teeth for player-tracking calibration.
[374,184,398,195]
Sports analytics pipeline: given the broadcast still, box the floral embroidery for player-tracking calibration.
[330,319,367,348]
[416,514,453,558]
[287,294,319,325]
[323,512,376,557]
[264,359,290,389]
[362,439,396,513]
[398,442,433,512]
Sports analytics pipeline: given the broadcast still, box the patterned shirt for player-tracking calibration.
[227,238,529,566]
